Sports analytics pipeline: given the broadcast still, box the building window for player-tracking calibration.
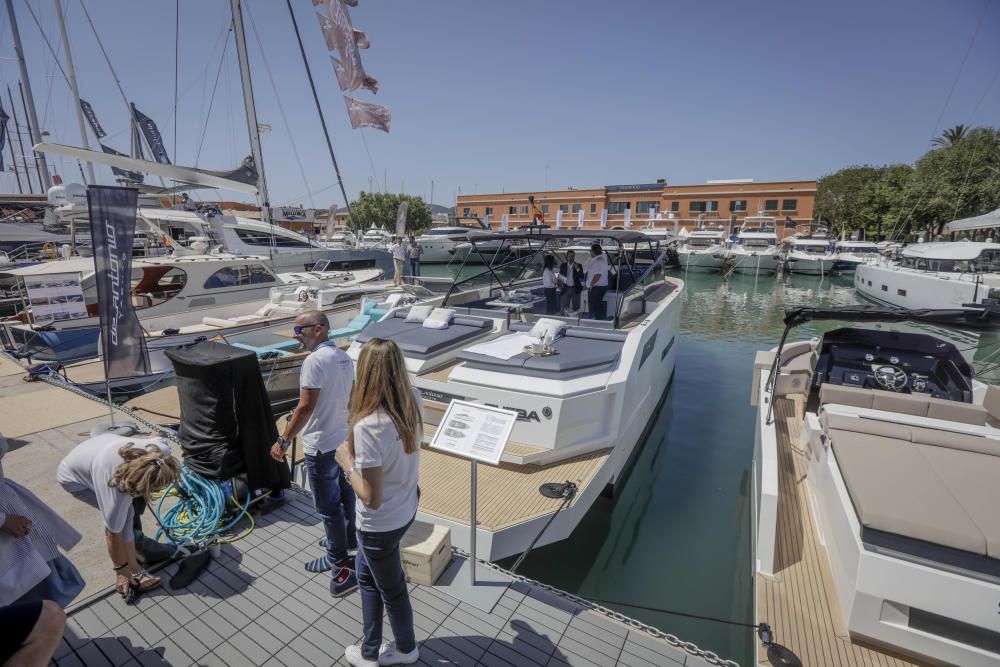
[689,201,706,212]
[764,200,778,211]
[572,204,582,213]
[782,199,797,211]
[636,201,658,214]
[671,201,679,212]
[462,207,471,215]
[706,201,718,212]
[608,202,631,215]
[559,204,569,213]
[730,200,747,212]
[590,204,597,213]
[485,207,493,216]
[519,206,528,215]
[540,204,549,214]
[508,206,516,215]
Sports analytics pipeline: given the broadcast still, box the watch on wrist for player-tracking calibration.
[277,436,290,450]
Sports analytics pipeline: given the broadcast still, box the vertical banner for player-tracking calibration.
[624,208,632,228]
[79,99,107,139]
[648,209,655,224]
[577,209,585,228]
[483,213,490,228]
[600,209,608,229]
[87,186,150,380]
[0,104,7,170]
[501,213,509,231]
[555,209,564,229]
[395,200,409,237]
[130,104,171,164]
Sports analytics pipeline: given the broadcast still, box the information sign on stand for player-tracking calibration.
[430,400,517,584]
[22,272,88,324]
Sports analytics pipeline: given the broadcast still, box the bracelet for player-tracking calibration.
[113,562,129,572]
[345,467,357,479]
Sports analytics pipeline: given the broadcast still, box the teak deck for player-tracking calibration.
[758,397,923,667]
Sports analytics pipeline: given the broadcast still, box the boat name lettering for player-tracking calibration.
[483,403,546,422]
[105,216,123,346]
[419,387,465,405]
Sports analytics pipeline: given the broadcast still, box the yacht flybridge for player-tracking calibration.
[676,223,727,271]
[856,241,1000,314]
[752,307,1000,667]
[834,239,880,272]
[728,215,780,274]
[346,229,684,559]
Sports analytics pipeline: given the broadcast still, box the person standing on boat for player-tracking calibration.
[559,250,585,316]
[542,255,564,315]
[270,310,358,595]
[335,338,422,667]
[586,243,609,320]
[56,434,180,600]
[390,238,405,286]
[406,236,422,277]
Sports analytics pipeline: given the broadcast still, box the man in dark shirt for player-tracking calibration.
[558,250,585,316]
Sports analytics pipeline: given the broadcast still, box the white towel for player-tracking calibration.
[463,333,536,360]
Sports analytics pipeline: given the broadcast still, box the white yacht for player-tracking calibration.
[835,239,881,272]
[346,230,683,560]
[358,226,393,250]
[415,217,490,263]
[782,225,838,275]
[752,307,1000,667]
[727,215,780,274]
[676,223,728,271]
[856,241,1000,311]
[317,229,357,250]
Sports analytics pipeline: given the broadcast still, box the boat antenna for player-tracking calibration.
[284,0,354,226]
[5,0,52,189]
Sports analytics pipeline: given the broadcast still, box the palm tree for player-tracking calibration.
[932,124,970,147]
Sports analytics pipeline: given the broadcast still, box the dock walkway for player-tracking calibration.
[59,490,715,667]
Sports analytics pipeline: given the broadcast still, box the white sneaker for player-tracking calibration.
[379,640,420,665]
[345,642,378,667]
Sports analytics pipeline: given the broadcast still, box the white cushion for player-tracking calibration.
[405,305,434,322]
[421,307,455,330]
[529,317,567,340]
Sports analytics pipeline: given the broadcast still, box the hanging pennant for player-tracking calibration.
[344,96,391,132]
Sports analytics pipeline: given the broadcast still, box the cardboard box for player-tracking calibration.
[400,521,451,586]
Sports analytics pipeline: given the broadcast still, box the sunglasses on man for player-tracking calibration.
[293,323,323,335]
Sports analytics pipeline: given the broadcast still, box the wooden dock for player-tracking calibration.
[757,397,923,666]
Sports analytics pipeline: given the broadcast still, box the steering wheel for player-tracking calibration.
[873,365,908,391]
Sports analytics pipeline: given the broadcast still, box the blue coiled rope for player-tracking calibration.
[153,464,253,546]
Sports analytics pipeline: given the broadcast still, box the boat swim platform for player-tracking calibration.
[759,397,923,667]
[58,489,716,667]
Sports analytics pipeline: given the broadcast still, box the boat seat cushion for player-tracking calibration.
[820,383,874,409]
[829,429,988,556]
[522,336,622,373]
[356,315,492,357]
[925,396,987,426]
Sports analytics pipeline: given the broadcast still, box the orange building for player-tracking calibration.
[456,179,816,238]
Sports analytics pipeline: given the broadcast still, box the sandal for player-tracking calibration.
[133,569,162,592]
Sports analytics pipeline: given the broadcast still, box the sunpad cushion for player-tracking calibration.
[355,317,417,343]
[405,305,433,322]
[523,336,622,372]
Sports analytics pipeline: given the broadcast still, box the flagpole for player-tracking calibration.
[5,0,51,190]
[285,0,354,224]
[53,0,96,185]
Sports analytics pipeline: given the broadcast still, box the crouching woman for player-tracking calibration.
[57,435,180,599]
[336,338,422,667]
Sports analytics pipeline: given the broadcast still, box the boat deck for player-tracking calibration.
[758,397,923,666]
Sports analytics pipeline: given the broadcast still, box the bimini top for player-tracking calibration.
[467,229,652,243]
[783,305,999,329]
[901,241,1000,261]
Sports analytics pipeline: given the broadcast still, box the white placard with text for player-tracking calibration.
[429,400,517,466]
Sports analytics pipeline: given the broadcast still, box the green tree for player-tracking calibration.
[813,165,881,230]
[346,191,433,234]
[931,124,971,148]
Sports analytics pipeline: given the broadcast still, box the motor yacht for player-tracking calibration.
[358,225,393,250]
[727,215,780,274]
[856,242,1000,313]
[782,224,838,275]
[834,239,881,272]
[676,223,727,271]
[752,306,1000,667]
[345,229,684,560]
[415,217,490,263]
[317,229,357,250]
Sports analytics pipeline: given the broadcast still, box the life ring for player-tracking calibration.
[41,242,57,258]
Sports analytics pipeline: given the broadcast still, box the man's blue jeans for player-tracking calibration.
[409,258,420,276]
[356,517,416,659]
[304,450,356,561]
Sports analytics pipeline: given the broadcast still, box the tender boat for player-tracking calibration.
[346,229,684,560]
[676,223,727,271]
[834,239,881,272]
[782,224,838,275]
[856,241,1000,313]
[752,306,1000,667]
[727,215,780,274]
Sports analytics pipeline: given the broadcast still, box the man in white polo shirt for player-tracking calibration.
[390,237,405,286]
[586,243,610,320]
[270,310,357,595]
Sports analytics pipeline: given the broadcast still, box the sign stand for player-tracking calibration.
[470,460,477,585]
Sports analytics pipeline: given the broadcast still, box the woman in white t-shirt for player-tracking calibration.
[335,338,422,667]
[57,434,180,601]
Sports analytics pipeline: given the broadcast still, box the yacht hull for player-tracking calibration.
[729,251,781,274]
[855,262,998,312]
[677,250,725,271]
[784,254,838,275]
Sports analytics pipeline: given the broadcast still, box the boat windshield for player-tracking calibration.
[687,238,717,248]
[742,239,774,248]
[794,244,831,254]
[841,246,879,254]
[131,266,187,309]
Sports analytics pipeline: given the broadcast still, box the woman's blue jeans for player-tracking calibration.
[355,517,416,659]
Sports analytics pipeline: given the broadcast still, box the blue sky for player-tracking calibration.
[0,0,997,208]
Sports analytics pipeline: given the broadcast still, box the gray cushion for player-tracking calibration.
[456,350,531,369]
[568,327,628,342]
[355,317,414,342]
[523,336,621,373]
[387,324,488,356]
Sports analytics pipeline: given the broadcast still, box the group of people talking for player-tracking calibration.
[541,243,611,320]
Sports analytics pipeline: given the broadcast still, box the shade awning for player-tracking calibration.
[943,208,1000,233]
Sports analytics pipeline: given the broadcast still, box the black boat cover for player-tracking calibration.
[164,341,289,492]
[783,305,1000,329]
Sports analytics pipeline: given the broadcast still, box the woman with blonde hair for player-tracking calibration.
[58,434,180,599]
[335,338,422,666]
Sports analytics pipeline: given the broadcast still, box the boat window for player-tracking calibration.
[203,264,276,289]
[131,266,187,309]
[234,229,313,248]
[618,251,669,324]
[976,250,1000,271]
[422,229,464,236]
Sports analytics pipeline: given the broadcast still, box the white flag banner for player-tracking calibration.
[483,214,490,227]
[315,2,366,91]
[331,56,379,93]
[501,213,509,231]
[648,209,655,223]
[624,208,632,228]
[577,209,585,228]
[344,96,391,132]
[600,209,608,229]
[555,209,564,229]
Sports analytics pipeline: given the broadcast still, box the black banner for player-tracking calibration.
[100,144,145,184]
[79,99,106,139]
[87,186,150,380]
[130,103,170,164]
[0,104,8,171]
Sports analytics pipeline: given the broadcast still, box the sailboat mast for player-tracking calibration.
[5,0,51,189]
[53,0,96,185]
[229,0,272,225]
